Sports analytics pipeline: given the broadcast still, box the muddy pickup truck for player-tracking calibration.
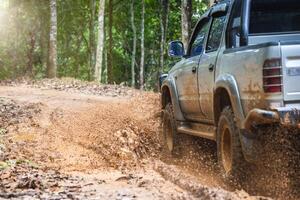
[160,0,300,181]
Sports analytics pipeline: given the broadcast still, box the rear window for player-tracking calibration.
[250,0,300,35]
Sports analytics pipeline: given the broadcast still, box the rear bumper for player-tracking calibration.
[243,107,300,130]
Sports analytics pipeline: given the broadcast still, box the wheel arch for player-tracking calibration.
[161,79,185,121]
[214,74,245,129]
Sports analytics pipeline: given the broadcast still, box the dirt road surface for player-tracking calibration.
[0,80,298,200]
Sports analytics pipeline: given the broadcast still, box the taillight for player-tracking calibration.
[263,58,282,93]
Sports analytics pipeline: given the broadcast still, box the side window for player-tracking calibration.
[206,15,226,52]
[189,20,210,57]
[226,0,242,48]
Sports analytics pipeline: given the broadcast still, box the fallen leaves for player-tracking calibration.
[0,98,41,130]
[1,77,136,98]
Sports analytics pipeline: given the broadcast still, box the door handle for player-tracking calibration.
[192,66,197,73]
[209,64,215,72]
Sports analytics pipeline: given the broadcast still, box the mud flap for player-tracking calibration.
[239,130,260,163]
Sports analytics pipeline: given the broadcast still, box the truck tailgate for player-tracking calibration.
[281,43,300,101]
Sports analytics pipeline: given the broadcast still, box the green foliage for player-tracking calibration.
[0,0,209,89]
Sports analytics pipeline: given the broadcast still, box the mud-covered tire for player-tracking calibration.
[217,106,245,183]
[162,103,180,156]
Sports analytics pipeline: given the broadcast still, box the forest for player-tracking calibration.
[0,0,213,90]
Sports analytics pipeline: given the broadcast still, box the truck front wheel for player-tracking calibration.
[217,107,245,183]
[162,103,180,156]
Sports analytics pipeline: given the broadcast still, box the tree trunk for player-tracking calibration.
[181,0,192,51]
[130,0,137,87]
[47,0,57,78]
[107,0,114,84]
[159,0,169,73]
[27,32,36,77]
[89,0,96,81]
[104,42,108,83]
[40,23,48,72]
[140,0,145,90]
[37,1,49,73]
[94,0,105,83]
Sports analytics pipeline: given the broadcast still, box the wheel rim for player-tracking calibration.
[221,124,232,174]
[165,117,173,152]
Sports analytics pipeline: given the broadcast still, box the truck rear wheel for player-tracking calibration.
[162,103,180,156]
[217,107,245,183]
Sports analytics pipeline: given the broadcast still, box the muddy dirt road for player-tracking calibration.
[0,80,298,199]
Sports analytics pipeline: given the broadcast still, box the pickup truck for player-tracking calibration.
[161,0,300,181]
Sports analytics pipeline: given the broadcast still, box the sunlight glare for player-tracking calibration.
[0,0,8,23]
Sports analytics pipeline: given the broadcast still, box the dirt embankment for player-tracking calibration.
[0,79,298,199]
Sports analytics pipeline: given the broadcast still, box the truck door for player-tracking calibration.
[176,18,210,121]
[198,15,227,120]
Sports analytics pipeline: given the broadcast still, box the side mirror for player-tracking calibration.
[168,41,184,58]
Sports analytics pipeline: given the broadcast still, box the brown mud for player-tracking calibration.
[0,79,298,199]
